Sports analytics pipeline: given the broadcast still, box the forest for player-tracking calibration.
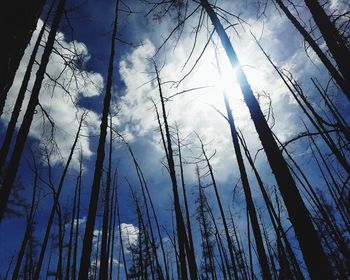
[0,0,349,279]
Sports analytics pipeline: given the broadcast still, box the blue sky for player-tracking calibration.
[1,0,349,278]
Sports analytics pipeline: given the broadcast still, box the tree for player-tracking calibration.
[0,0,67,221]
[199,0,333,278]
[78,1,119,277]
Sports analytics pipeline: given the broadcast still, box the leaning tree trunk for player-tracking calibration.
[33,113,85,280]
[65,162,80,280]
[200,0,333,279]
[0,0,66,221]
[0,0,46,117]
[72,152,83,280]
[11,158,39,280]
[78,0,119,278]
[155,63,198,280]
[198,136,239,280]
[99,117,113,280]
[303,0,350,85]
[199,129,271,280]
[0,0,54,172]
[274,0,350,101]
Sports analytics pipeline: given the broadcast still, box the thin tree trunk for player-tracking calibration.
[175,127,198,280]
[12,156,39,280]
[116,177,129,280]
[274,0,350,100]
[78,0,119,278]
[0,0,46,116]
[99,118,113,280]
[109,172,118,280]
[72,151,83,280]
[55,203,64,280]
[33,113,85,280]
[0,0,66,221]
[198,135,240,280]
[65,160,80,280]
[200,1,333,278]
[0,1,54,171]
[303,0,350,84]
[154,63,195,280]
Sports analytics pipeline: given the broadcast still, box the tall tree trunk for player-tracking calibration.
[116,178,129,280]
[55,203,64,280]
[238,132,304,279]
[274,0,350,100]
[0,0,66,221]
[65,161,80,280]
[99,118,113,280]
[0,1,54,171]
[72,151,83,280]
[200,1,333,278]
[33,113,85,280]
[303,0,350,84]
[154,63,196,280]
[206,87,271,279]
[198,135,240,280]
[78,0,119,278]
[176,127,198,280]
[109,172,118,280]
[12,156,39,280]
[0,0,46,117]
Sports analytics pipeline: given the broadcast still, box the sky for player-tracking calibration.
[0,0,349,278]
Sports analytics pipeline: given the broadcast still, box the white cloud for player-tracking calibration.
[119,223,139,249]
[2,19,104,169]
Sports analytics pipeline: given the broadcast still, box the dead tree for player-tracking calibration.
[274,0,350,100]
[11,153,40,280]
[99,117,114,280]
[0,0,46,116]
[199,1,333,278]
[154,62,197,279]
[303,0,350,85]
[0,0,67,221]
[33,112,85,279]
[0,1,54,170]
[78,0,119,278]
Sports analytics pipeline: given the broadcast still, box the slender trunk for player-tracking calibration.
[12,158,39,280]
[116,179,129,280]
[274,0,350,100]
[33,114,85,280]
[65,162,79,280]
[200,1,333,278]
[205,189,231,280]
[109,173,118,280]
[0,1,54,170]
[55,204,64,280]
[154,63,194,280]
[198,136,240,280]
[176,127,198,280]
[238,132,304,279]
[99,118,113,280]
[211,87,271,279]
[0,0,66,221]
[78,0,119,278]
[0,0,46,116]
[304,0,350,84]
[196,169,216,280]
[72,151,83,280]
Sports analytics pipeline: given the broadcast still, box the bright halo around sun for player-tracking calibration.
[182,46,243,114]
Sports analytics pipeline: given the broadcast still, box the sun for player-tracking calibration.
[184,47,243,112]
